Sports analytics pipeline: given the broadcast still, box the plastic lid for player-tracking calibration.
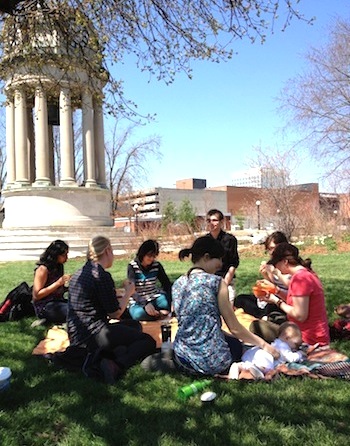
[200,391,216,402]
[0,367,12,380]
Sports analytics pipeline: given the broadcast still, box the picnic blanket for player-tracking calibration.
[32,326,70,355]
[32,313,350,382]
[32,310,254,356]
[32,319,179,355]
[253,346,350,381]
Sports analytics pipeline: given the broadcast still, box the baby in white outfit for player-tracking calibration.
[229,321,306,379]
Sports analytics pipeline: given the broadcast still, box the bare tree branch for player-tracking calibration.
[279,17,350,190]
[105,120,161,211]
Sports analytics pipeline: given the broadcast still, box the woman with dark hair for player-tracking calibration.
[32,240,70,325]
[234,231,289,320]
[256,242,330,346]
[172,236,279,377]
[126,239,172,321]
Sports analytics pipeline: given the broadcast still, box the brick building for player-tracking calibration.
[115,179,340,232]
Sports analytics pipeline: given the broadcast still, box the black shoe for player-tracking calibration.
[100,358,121,385]
[82,350,103,380]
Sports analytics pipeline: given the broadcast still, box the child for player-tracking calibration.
[229,321,305,379]
[127,239,172,321]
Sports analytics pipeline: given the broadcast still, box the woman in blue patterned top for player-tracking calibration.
[127,239,172,321]
[172,237,279,377]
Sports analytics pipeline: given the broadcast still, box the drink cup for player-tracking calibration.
[161,341,173,359]
[161,323,172,343]
[177,379,212,400]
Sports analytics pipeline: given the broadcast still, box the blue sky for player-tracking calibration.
[110,0,350,192]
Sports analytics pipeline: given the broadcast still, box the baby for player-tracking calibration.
[229,321,306,379]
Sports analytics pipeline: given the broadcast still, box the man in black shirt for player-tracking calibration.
[206,209,239,304]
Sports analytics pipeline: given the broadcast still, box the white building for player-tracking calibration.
[232,167,287,188]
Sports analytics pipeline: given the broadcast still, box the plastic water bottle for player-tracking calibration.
[177,379,212,400]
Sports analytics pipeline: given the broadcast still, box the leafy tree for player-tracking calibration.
[162,200,177,230]
[280,17,350,190]
[234,212,245,230]
[105,120,161,212]
[0,1,310,118]
[177,198,197,231]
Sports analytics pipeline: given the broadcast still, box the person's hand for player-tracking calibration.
[259,261,267,275]
[60,274,71,286]
[144,302,160,317]
[263,343,280,360]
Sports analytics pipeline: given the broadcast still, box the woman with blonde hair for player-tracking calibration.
[67,236,156,383]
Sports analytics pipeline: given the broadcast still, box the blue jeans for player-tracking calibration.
[129,294,170,321]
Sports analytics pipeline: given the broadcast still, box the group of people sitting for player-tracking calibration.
[30,208,331,383]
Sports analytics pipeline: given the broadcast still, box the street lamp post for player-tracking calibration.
[256,200,261,230]
[276,208,281,229]
[132,203,139,235]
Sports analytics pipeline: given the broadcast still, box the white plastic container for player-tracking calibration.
[0,367,12,391]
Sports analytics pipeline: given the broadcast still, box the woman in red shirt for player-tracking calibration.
[261,242,330,346]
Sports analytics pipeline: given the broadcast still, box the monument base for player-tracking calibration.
[2,187,113,229]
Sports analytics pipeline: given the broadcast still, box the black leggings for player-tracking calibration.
[235,294,281,319]
[93,323,157,370]
[38,300,68,324]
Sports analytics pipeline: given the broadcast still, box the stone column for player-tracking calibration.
[82,91,97,187]
[94,101,106,188]
[33,87,51,186]
[48,125,55,184]
[5,95,15,187]
[27,103,35,184]
[59,87,77,186]
[14,88,30,186]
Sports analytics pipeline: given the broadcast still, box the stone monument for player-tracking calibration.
[0,3,112,229]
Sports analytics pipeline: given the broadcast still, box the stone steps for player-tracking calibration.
[0,228,260,262]
[0,227,139,262]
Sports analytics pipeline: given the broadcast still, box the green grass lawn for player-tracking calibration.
[1,253,350,446]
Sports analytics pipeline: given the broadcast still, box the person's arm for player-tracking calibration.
[123,264,137,301]
[282,348,305,363]
[32,265,70,301]
[217,280,280,359]
[260,263,290,289]
[224,266,235,286]
[258,278,288,301]
[157,262,172,296]
[223,236,239,285]
[108,290,129,320]
[268,294,309,322]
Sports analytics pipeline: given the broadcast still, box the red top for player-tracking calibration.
[287,268,330,346]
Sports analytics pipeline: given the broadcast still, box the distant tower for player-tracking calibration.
[0,3,112,228]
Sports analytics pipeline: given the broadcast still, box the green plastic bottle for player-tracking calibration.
[177,379,212,400]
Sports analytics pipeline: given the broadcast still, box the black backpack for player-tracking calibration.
[0,282,35,322]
